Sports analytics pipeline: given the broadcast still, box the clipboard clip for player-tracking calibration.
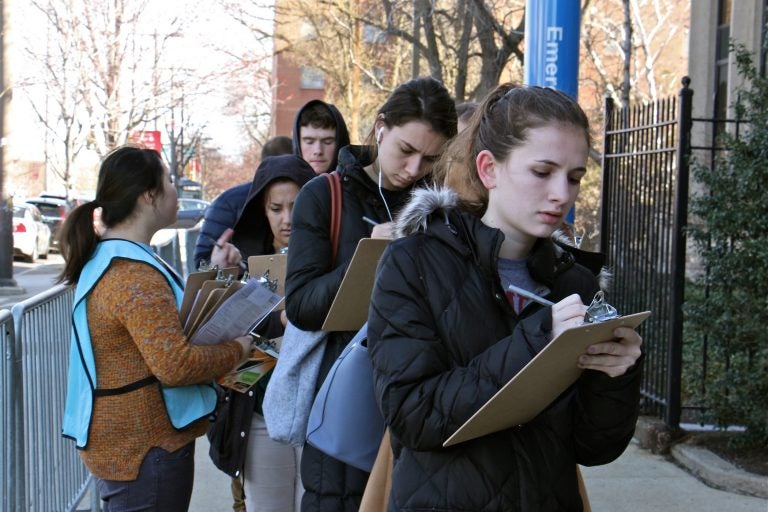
[583,291,619,323]
[212,270,235,287]
[252,269,278,292]
[250,333,279,354]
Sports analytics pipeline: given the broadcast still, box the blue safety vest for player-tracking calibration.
[62,239,217,448]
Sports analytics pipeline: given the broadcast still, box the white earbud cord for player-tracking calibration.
[377,158,394,222]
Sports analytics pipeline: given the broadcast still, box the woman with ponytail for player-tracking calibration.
[59,145,252,511]
[367,84,644,511]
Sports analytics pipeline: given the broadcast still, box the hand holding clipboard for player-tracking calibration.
[444,290,649,447]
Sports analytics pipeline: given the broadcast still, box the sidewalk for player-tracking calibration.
[189,436,768,512]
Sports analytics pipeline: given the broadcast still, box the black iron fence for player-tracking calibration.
[600,78,693,427]
[601,77,752,429]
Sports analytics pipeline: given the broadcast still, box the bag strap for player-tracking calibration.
[323,172,343,265]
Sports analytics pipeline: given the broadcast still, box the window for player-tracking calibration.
[713,0,732,137]
[300,66,325,89]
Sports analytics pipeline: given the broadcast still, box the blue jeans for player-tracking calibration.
[97,442,195,512]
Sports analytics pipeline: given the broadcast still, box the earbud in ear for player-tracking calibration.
[376,127,384,145]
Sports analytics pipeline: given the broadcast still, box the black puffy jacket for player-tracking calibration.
[368,187,642,512]
[285,145,417,511]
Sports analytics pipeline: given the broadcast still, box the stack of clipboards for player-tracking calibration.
[186,238,392,393]
[181,262,285,393]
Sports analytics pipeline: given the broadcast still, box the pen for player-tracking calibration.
[362,216,379,226]
[201,233,247,270]
[506,284,555,307]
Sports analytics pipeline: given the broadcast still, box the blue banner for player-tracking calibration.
[524,0,581,99]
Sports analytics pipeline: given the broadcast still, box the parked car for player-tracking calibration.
[23,196,73,250]
[12,202,51,262]
[171,198,210,229]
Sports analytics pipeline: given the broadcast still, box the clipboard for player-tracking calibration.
[321,238,389,332]
[182,267,240,329]
[248,254,288,310]
[189,280,245,338]
[184,279,229,334]
[443,310,651,447]
[180,269,217,325]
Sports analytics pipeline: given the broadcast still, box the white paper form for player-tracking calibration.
[189,279,282,345]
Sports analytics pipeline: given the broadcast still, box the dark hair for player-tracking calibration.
[366,76,457,146]
[261,135,293,159]
[455,101,479,123]
[298,102,337,130]
[58,145,167,284]
[437,84,591,215]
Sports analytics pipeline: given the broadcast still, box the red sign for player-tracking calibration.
[131,131,163,152]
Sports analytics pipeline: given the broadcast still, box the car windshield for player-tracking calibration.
[13,206,25,218]
[30,203,62,217]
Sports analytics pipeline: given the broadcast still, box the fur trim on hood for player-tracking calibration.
[394,186,459,239]
[393,186,612,290]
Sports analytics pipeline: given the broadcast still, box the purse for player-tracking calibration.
[262,172,343,447]
[305,323,385,471]
[262,321,328,446]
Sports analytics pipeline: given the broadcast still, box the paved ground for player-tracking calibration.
[189,436,768,512]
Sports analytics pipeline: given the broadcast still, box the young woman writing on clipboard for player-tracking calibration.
[284,77,457,511]
[367,85,644,511]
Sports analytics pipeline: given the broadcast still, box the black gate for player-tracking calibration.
[600,78,693,427]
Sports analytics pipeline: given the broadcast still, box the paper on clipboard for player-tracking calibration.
[189,279,283,345]
[321,238,389,332]
[443,310,651,447]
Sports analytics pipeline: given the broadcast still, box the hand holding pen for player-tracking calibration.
[363,216,394,239]
[506,284,585,340]
[209,228,245,269]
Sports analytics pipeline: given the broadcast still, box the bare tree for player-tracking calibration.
[18,0,198,170]
[217,0,282,148]
[375,0,525,101]
[581,0,687,109]
[18,0,92,196]
[275,0,410,141]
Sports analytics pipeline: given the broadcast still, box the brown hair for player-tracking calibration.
[365,76,457,150]
[436,84,591,216]
[58,145,167,284]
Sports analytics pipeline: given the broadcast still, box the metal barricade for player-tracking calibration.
[11,285,98,512]
[1,308,19,511]
[152,226,200,280]
[0,226,198,511]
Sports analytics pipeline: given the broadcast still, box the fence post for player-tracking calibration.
[10,310,25,511]
[666,76,693,428]
[599,95,614,256]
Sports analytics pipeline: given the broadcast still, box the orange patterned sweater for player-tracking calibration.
[81,259,242,480]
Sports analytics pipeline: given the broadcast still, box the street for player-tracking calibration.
[0,253,65,310]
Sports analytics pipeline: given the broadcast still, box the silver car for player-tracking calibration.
[13,202,51,262]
